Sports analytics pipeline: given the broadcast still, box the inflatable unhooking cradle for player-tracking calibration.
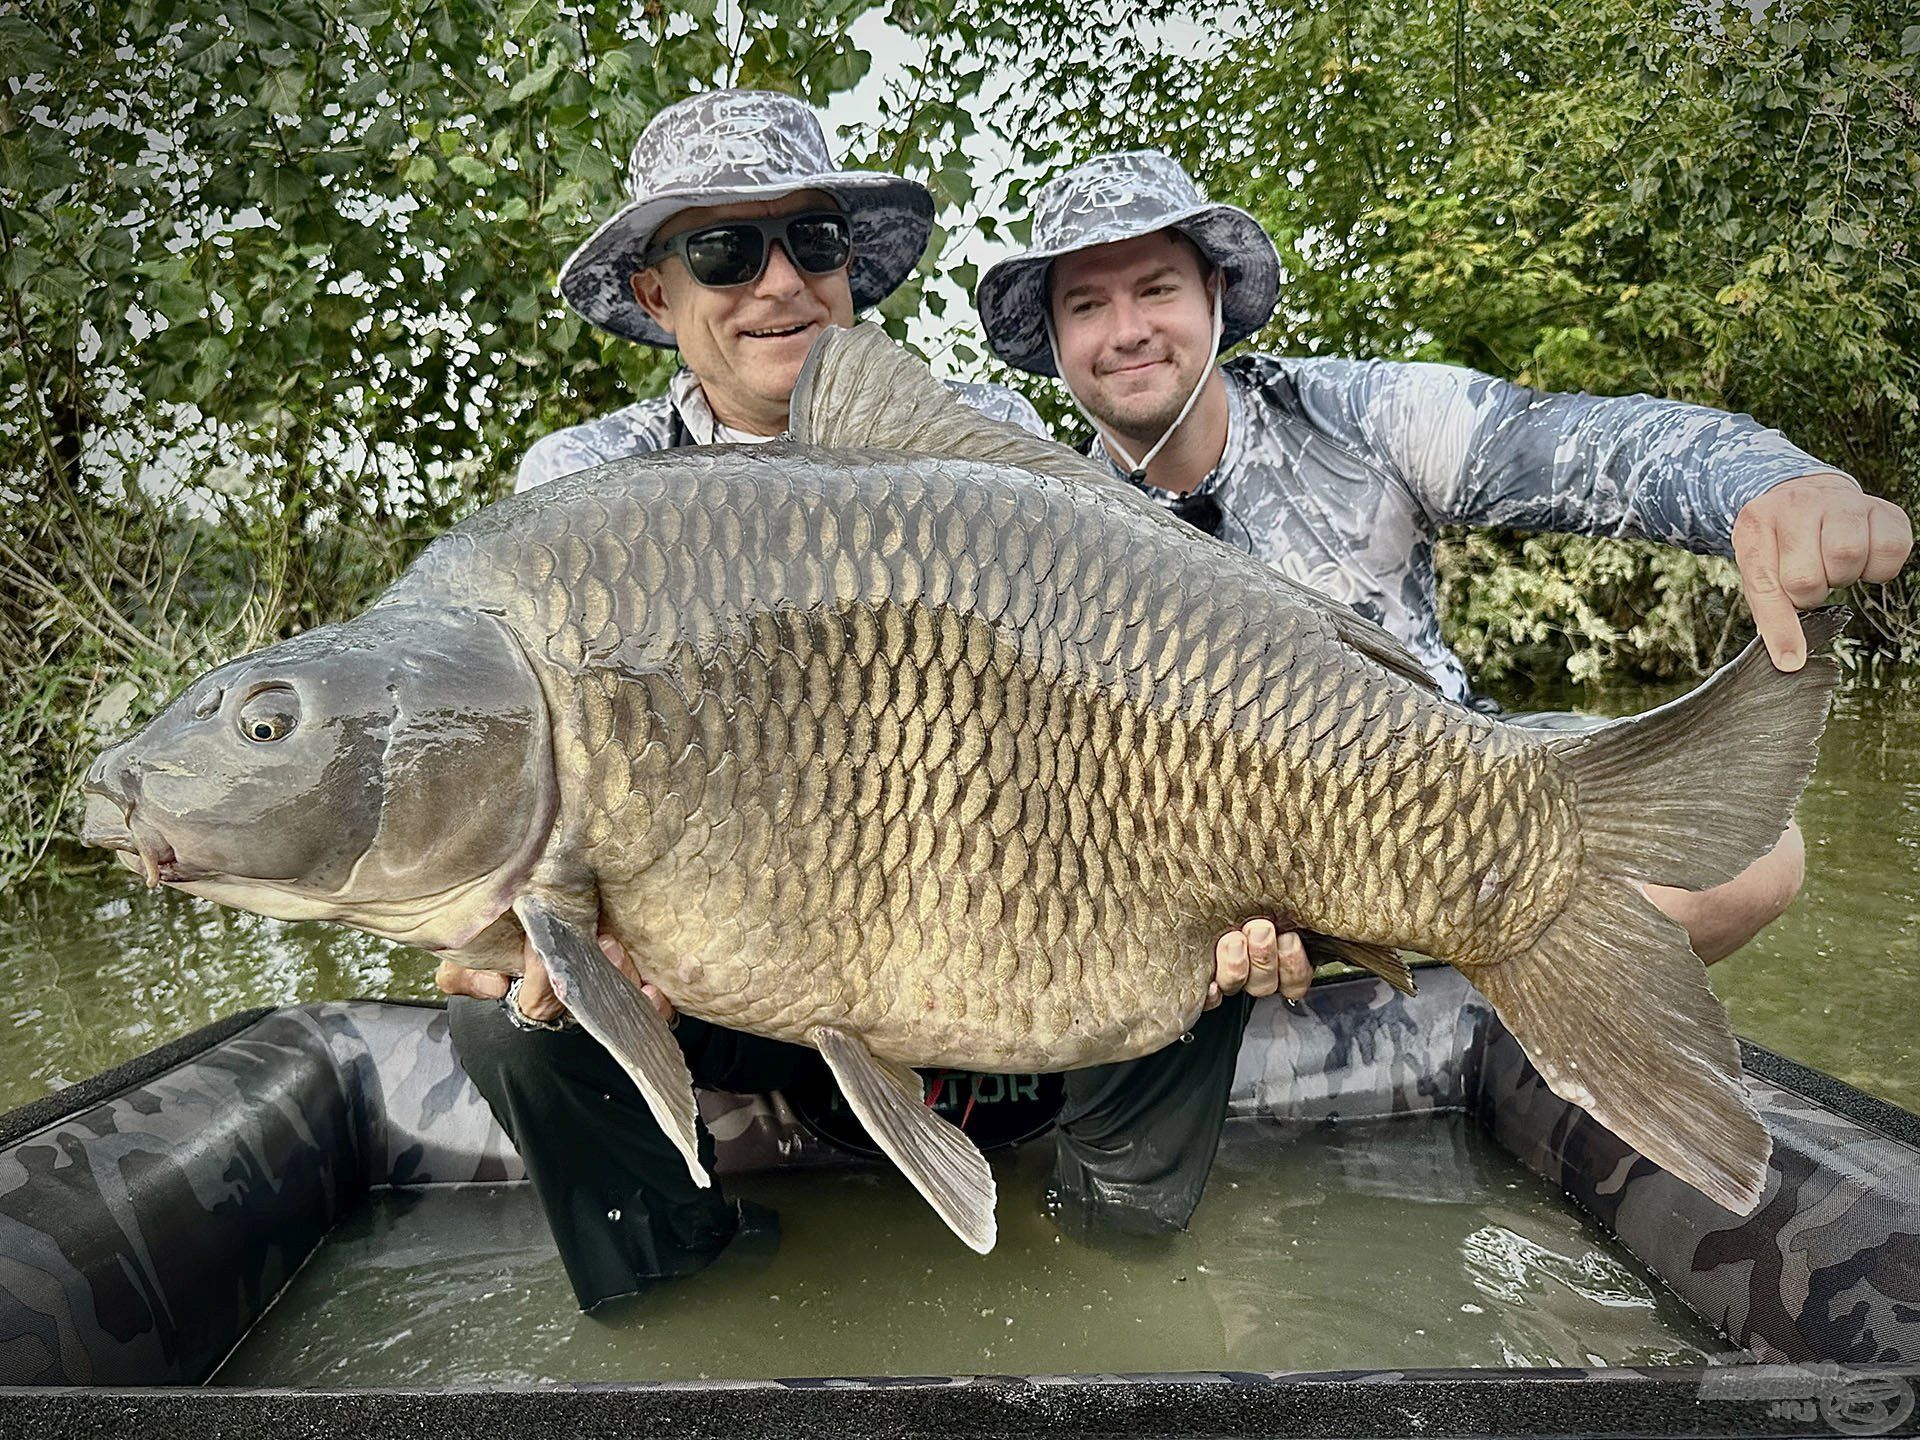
[0,967,1915,1439]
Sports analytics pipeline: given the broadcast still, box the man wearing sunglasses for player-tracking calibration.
[438,92,1295,1310]
[513,89,1044,490]
[978,150,1912,972]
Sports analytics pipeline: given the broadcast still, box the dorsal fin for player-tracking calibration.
[789,323,1440,696]
[790,322,1128,491]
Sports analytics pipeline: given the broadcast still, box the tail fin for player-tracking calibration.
[1545,607,1845,890]
[1472,608,1847,1214]
[1473,878,1767,1210]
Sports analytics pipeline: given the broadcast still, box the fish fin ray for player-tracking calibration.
[791,323,1150,495]
[812,1025,997,1254]
[1467,876,1770,1213]
[1301,934,1417,995]
[1319,609,1441,694]
[513,894,708,1189]
[1543,607,1845,889]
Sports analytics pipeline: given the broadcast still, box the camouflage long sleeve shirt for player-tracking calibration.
[518,368,1050,492]
[1112,355,1846,703]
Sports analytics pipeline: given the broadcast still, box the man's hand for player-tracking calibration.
[432,932,676,1027]
[1732,473,1913,670]
[1208,916,1312,1009]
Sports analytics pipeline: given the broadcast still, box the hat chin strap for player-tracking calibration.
[1045,279,1224,484]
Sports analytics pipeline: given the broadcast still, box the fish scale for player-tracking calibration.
[442,455,1437,1065]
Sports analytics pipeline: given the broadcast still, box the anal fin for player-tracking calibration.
[813,1026,997,1254]
[514,894,708,1190]
[1301,934,1417,995]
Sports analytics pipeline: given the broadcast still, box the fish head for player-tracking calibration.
[81,604,555,947]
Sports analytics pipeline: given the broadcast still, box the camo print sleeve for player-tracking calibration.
[1284,357,1850,553]
[944,380,1051,438]
[516,394,682,493]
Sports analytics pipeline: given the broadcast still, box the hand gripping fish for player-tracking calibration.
[82,324,1841,1252]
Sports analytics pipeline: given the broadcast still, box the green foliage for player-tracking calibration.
[956,0,1919,677]
[0,0,938,878]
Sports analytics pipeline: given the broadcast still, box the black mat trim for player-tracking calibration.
[1740,1038,1920,1152]
[0,1008,276,1148]
[6,1368,1919,1438]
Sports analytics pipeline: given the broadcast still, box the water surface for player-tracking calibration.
[211,1116,1723,1385]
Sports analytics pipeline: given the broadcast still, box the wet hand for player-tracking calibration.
[1208,917,1311,1009]
[1733,473,1913,670]
[433,960,510,1001]
[431,933,676,1027]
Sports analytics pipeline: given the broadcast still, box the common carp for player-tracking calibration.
[82,324,1841,1252]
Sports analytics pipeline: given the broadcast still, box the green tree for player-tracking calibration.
[0,0,974,877]
[957,0,1919,683]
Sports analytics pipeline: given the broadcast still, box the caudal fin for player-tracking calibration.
[1545,607,1845,890]
[1471,608,1847,1214]
[1473,877,1767,1210]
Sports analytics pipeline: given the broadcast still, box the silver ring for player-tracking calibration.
[502,976,576,1032]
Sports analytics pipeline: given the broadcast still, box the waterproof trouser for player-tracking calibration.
[448,990,1253,1309]
[446,997,820,1310]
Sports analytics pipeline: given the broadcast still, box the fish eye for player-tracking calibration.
[237,686,300,744]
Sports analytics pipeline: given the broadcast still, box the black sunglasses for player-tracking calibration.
[642,211,853,289]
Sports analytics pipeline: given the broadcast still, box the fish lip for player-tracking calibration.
[115,807,185,889]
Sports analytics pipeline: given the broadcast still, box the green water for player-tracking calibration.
[2,674,1913,1115]
[210,1116,1723,1384]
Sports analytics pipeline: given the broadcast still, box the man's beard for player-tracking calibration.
[1097,365,1199,451]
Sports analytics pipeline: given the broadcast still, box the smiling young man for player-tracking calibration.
[978,149,1912,968]
[438,96,1299,1310]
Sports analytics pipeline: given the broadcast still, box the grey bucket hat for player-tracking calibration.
[558,89,935,347]
[976,151,1281,377]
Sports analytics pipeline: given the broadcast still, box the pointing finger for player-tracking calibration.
[1736,521,1805,671]
[1277,931,1312,1001]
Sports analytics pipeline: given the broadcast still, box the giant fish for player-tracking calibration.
[82,324,1841,1252]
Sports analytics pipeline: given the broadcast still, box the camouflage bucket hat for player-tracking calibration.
[559,89,935,348]
[976,150,1281,377]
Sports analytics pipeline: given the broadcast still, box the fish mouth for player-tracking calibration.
[80,795,196,888]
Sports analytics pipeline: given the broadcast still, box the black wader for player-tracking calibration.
[450,990,1253,1307]
[447,996,820,1310]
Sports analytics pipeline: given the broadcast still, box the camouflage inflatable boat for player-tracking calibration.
[1,966,1915,1439]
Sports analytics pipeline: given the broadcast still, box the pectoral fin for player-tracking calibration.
[513,894,708,1189]
[812,1026,997,1254]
